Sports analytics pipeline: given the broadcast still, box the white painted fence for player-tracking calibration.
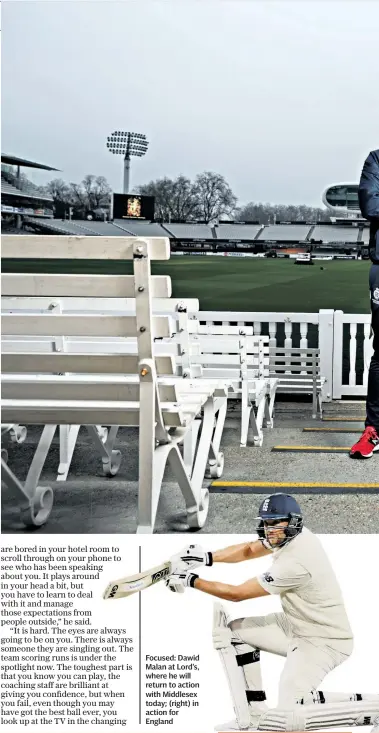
[332,311,374,398]
[197,310,374,401]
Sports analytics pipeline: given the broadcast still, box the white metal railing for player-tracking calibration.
[197,310,373,401]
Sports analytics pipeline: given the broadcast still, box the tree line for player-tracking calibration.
[14,167,332,223]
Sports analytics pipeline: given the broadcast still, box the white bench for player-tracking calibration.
[2,298,276,448]
[269,347,324,418]
[1,234,228,533]
[1,298,202,480]
[169,323,278,447]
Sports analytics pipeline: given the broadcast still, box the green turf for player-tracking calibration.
[163,258,371,313]
[2,256,372,314]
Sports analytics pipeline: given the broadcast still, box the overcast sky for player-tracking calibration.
[2,0,379,207]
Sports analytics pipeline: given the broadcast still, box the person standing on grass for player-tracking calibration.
[350,149,379,458]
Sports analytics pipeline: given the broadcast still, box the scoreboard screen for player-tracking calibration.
[112,194,155,221]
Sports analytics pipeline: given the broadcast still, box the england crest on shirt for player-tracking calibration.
[263,572,274,583]
[373,288,379,304]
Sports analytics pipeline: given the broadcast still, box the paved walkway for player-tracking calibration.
[2,401,378,534]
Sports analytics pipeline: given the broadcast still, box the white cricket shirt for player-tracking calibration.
[256,528,353,640]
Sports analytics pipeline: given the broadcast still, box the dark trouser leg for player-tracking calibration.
[365,265,379,431]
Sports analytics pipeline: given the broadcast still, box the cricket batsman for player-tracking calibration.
[165,493,379,732]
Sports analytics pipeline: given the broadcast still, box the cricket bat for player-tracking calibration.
[103,561,171,600]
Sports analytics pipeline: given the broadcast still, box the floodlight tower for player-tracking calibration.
[106,130,149,194]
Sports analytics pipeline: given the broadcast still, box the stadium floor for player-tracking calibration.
[2,403,378,535]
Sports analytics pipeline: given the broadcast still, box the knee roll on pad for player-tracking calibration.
[308,692,379,705]
[257,701,379,731]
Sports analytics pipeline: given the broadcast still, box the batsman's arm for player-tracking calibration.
[191,576,269,602]
[211,540,272,564]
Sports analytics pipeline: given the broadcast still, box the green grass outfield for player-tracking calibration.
[3,255,372,313]
[165,257,372,313]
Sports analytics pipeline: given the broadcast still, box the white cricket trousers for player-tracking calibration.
[230,612,353,708]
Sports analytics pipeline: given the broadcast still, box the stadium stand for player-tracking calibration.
[24,217,100,235]
[215,223,262,240]
[164,222,214,239]
[257,224,311,241]
[1,170,51,200]
[20,217,366,245]
[1,154,56,224]
[53,220,135,236]
[311,225,361,243]
[1,176,30,197]
[114,219,173,236]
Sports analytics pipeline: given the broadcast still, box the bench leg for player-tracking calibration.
[57,425,81,481]
[240,403,252,448]
[169,444,209,530]
[137,381,226,533]
[183,419,201,477]
[137,440,208,534]
[263,381,278,429]
[240,381,252,448]
[318,393,323,419]
[2,424,27,444]
[85,425,121,477]
[137,439,170,533]
[137,437,208,533]
[1,424,56,527]
[191,397,219,488]
[205,397,227,478]
[137,401,221,533]
[247,396,265,448]
[263,396,273,429]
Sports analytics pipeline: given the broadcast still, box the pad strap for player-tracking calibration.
[236,650,261,666]
[247,691,267,702]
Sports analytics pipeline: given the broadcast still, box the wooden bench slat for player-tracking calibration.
[1,353,176,375]
[1,379,177,403]
[201,368,267,381]
[1,235,170,261]
[1,297,199,314]
[191,353,269,367]
[194,339,268,353]
[1,400,203,427]
[1,274,172,298]
[198,325,254,336]
[2,314,173,339]
[270,366,320,373]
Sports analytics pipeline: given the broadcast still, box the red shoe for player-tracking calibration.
[350,426,379,459]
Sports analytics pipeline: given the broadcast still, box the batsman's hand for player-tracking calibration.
[165,566,199,594]
[169,544,212,572]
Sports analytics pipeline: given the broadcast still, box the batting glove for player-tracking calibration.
[169,544,213,572]
[165,566,199,593]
